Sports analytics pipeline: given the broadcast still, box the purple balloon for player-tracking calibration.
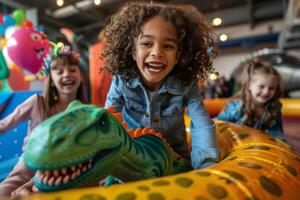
[6,28,50,73]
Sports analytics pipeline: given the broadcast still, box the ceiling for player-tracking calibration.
[0,0,287,47]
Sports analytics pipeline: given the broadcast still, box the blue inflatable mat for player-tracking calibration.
[0,90,41,181]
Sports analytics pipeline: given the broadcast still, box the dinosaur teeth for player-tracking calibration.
[37,159,93,186]
[71,172,77,180]
[55,176,62,186]
[62,168,67,175]
[53,170,59,177]
[63,175,70,184]
[48,177,55,186]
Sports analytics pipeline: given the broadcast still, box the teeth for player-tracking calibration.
[71,172,77,180]
[148,68,162,72]
[147,63,164,67]
[38,159,93,186]
[43,176,49,184]
[48,177,55,186]
[71,166,76,171]
[63,175,70,184]
[62,168,67,175]
[53,170,59,177]
[55,176,62,186]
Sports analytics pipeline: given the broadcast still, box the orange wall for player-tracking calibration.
[89,41,112,106]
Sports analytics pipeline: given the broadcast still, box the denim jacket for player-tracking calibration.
[216,100,285,140]
[105,74,219,169]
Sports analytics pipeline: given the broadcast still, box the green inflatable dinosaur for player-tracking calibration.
[24,101,192,192]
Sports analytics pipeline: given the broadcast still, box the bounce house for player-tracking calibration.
[21,101,300,200]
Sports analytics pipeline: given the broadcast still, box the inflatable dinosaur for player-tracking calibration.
[24,101,192,192]
[24,101,300,200]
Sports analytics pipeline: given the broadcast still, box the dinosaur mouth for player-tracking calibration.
[36,148,113,187]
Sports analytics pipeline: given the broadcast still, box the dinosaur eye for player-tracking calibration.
[99,113,109,132]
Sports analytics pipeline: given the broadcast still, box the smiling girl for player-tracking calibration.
[217,59,285,140]
[103,2,220,169]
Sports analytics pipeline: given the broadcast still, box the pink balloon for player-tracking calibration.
[6,28,50,73]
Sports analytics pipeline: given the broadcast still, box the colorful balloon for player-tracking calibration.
[4,26,19,39]
[0,49,9,79]
[7,65,29,91]
[0,25,5,37]
[2,47,14,67]
[12,9,25,25]
[21,19,33,28]
[3,14,15,27]
[6,28,50,74]
[0,13,3,24]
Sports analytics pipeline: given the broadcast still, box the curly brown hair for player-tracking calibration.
[102,1,217,85]
[233,59,283,128]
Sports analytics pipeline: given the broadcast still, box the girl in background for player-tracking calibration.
[103,2,219,169]
[0,46,87,198]
[217,59,285,140]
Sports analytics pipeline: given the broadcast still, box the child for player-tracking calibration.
[217,59,285,140]
[0,46,87,198]
[103,2,219,169]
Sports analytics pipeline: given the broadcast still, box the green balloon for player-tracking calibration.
[12,9,25,25]
[0,50,9,80]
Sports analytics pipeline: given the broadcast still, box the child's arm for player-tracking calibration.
[186,83,219,169]
[0,94,38,134]
[268,109,286,141]
[215,101,240,122]
[104,75,125,112]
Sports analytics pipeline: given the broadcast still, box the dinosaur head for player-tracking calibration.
[24,101,126,191]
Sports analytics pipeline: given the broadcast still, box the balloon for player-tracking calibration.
[6,28,50,74]
[2,47,15,67]
[12,9,25,25]
[0,24,5,37]
[0,49,9,80]
[0,38,7,48]
[3,14,15,27]
[7,65,29,91]
[4,26,19,39]
[0,13,3,24]
[21,20,33,28]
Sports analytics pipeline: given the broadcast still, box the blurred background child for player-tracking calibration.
[217,59,285,141]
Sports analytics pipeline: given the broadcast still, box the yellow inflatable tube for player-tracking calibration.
[26,121,300,200]
[204,98,300,118]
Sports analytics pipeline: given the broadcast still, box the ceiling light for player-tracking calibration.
[94,0,101,6]
[219,34,228,41]
[210,73,218,80]
[212,17,222,26]
[56,0,64,7]
[52,0,94,18]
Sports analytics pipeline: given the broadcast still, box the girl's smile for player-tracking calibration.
[249,74,278,106]
[132,16,179,91]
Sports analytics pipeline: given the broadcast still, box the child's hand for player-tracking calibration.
[10,178,38,199]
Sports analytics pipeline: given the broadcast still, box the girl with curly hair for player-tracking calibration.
[217,59,285,141]
[103,2,219,169]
